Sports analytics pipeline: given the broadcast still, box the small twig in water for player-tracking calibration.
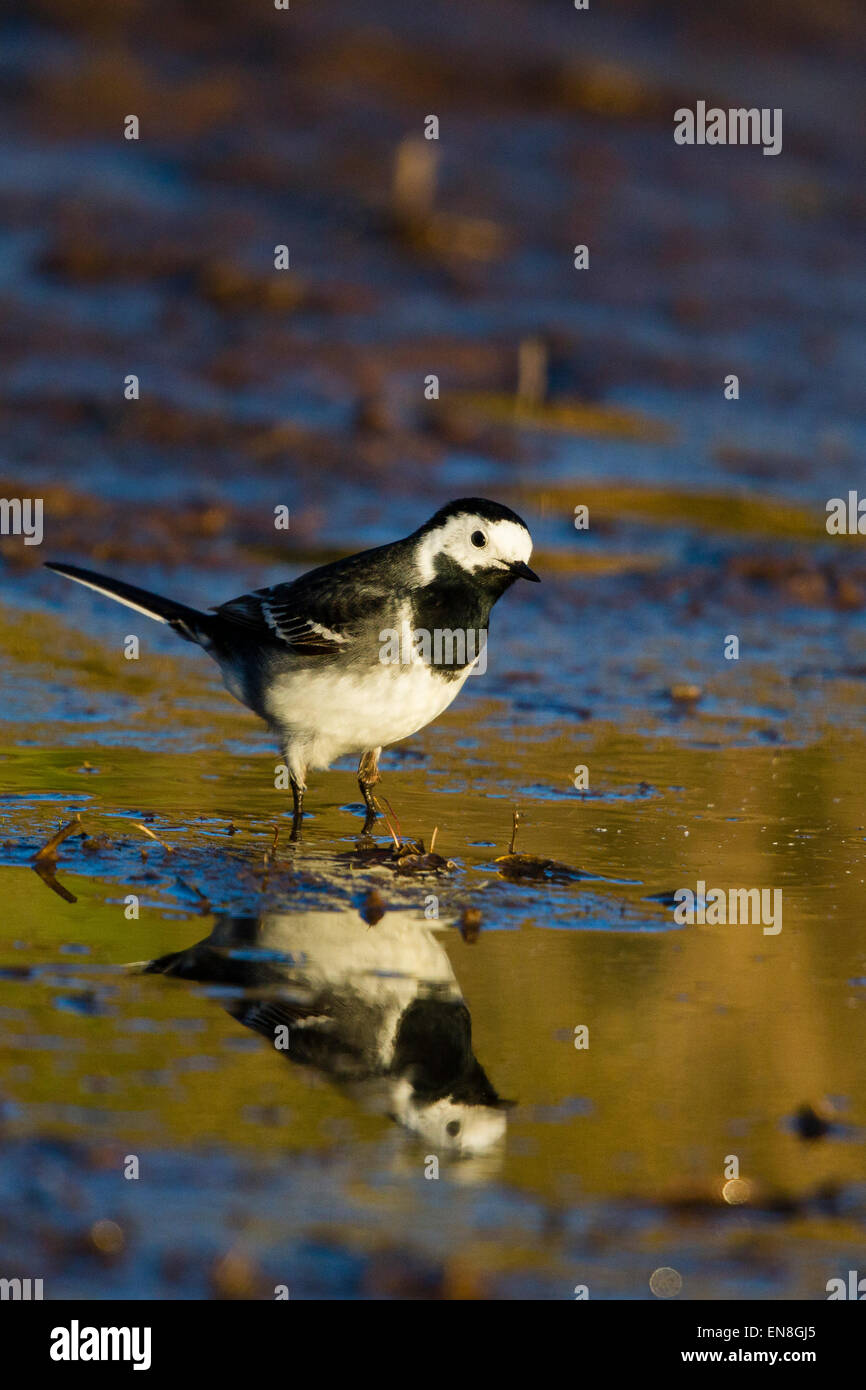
[377,798,402,851]
[263,823,280,866]
[34,814,83,865]
[175,876,210,906]
[133,822,173,854]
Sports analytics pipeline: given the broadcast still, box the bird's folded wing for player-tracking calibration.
[215,576,391,654]
[231,997,368,1077]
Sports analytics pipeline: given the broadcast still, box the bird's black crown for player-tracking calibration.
[416,498,531,535]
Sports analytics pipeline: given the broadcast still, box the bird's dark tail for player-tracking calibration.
[45,562,214,645]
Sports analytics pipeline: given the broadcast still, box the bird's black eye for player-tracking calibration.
[446,1120,461,1137]
[470,530,487,548]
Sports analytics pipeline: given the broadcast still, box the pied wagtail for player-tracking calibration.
[143,904,512,1154]
[46,498,539,837]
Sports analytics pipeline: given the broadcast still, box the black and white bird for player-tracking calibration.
[141,904,513,1156]
[46,498,539,836]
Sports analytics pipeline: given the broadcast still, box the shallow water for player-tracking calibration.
[3,704,866,1297]
[1,0,865,1298]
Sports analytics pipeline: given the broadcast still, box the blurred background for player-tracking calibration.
[0,0,865,1300]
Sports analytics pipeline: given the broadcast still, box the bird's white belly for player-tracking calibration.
[256,909,457,996]
[265,660,473,769]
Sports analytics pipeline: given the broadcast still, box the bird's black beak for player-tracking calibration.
[510,560,541,582]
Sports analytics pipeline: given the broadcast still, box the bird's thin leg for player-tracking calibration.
[289,777,305,842]
[358,747,381,834]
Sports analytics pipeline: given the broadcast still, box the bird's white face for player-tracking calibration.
[414,513,534,583]
[402,1093,508,1155]
[386,1077,508,1155]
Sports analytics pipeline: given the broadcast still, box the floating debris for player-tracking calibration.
[792,1100,837,1141]
[80,834,114,854]
[360,887,387,925]
[667,683,702,708]
[458,907,482,942]
[495,852,588,884]
[175,877,211,913]
[494,809,588,883]
[133,822,174,855]
[262,824,280,868]
[31,814,84,902]
[33,814,84,865]
[392,847,455,875]
[345,838,455,875]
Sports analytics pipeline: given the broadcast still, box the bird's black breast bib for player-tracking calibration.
[407,592,489,676]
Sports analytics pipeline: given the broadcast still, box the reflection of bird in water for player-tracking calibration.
[141,907,512,1156]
